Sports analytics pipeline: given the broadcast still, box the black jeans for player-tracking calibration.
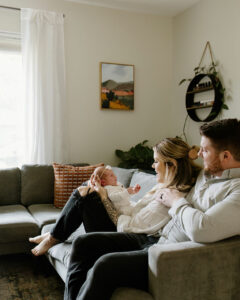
[50,189,116,241]
[64,232,159,300]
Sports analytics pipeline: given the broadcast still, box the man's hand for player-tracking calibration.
[127,184,141,195]
[156,188,186,208]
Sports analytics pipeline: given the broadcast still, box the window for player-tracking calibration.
[0,32,23,168]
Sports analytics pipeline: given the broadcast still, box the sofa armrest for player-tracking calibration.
[148,237,240,300]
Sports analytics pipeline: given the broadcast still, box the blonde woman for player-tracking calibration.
[115,138,201,234]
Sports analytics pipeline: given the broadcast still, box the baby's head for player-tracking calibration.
[93,166,118,187]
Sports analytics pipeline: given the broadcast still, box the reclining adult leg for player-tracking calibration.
[30,189,116,256]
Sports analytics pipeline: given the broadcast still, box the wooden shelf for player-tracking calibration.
[187,104,213,110]
[185,73,223,122]
[187,86,213,94]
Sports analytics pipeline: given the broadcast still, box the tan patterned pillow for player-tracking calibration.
[53,162,104,208]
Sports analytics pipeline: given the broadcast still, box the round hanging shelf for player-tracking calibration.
[185,73,223,122]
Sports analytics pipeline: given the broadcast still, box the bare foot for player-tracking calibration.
[29,232,50,244]
[31,235,58,256]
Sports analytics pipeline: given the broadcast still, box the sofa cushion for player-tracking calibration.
[48,242,72,269]
[111,167,138,187]
[53,163,104,208]
[0,205,39,243]
[129,171,157,202]
[28,204,62,228]
[42,223,85,269]
[21,164,55,206]
[0,167,21,205]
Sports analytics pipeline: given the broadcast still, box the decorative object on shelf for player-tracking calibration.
[179,41,228,122]
[100,62,134,110]
[115,140,154,172]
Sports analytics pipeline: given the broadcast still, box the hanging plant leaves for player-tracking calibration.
[222,103,229,110]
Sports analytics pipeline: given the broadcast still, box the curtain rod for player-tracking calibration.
[0,5,20,11]
[0,5,65,17]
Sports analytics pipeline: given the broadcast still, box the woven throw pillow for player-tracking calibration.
[53,162,104,208]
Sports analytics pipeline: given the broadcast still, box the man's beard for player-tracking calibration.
[204,157,223,176]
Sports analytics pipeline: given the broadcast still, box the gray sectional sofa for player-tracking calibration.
[0,164,240,300]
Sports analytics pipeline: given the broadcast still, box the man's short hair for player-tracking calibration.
[200,118,240,161]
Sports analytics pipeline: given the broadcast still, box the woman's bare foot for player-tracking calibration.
[31,235,58,256]
[29,232,50,244]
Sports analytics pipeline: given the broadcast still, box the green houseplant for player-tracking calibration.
[115,140,154,172]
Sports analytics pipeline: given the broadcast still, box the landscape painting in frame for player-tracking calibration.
[100,62,134,110]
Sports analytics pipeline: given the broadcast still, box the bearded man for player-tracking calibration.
[161,118,240,243]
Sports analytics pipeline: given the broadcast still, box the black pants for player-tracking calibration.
[64,232,158,300]
[50,189,116,241]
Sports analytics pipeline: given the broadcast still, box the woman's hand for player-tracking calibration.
[156,188,186,208]
[89,174,107,200]
[90,173,101,186]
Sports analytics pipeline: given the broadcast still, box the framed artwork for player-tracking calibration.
[100,62,134,110]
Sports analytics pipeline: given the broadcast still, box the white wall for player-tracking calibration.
[0,0,173,166]
[172,0,240,146]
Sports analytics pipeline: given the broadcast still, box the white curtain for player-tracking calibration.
[21,8,67,164]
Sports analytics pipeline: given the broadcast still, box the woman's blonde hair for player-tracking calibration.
[154,138,201,192]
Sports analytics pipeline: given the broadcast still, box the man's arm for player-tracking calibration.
[168,189,240,243]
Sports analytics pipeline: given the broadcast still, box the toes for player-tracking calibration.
[31,248,39,256]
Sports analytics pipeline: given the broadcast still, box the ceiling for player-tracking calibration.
[65,0,202,16]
